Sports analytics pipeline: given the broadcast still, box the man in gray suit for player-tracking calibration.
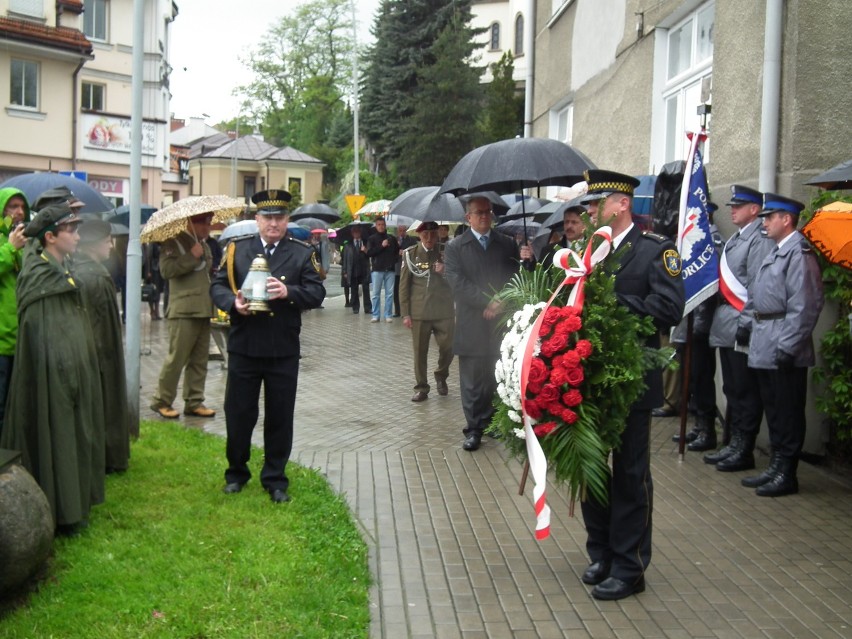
[704,186,774,471]
[443,196,533,451]
[740,194,823,496]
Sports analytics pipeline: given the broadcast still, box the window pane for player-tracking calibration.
[84,0,107,40]
[667,18,692,80]
[696,6,714,63]
[10,61,23,106]
[515,15,524,55]
[23,62,37,108]
[491,23,500,50]
[82,82,91,108]
[665,94,681,164]
[93,84,104,110]
[10,0,43,17]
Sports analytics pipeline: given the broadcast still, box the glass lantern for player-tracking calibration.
[240,254,272,313]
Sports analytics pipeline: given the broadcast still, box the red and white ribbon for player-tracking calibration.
[718,250,747,311]
[518,227,612,540]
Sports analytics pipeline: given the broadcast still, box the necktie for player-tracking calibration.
[480,234,488,250]
[265,243,274,260]
[355,239,361,250]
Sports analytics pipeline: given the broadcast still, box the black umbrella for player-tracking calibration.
[0,172,114,214]
[536,198,588,230]
[805,159,852,190]
[294,216,329,231]
[502,197,550,221]
[105,203,157,227]
[440,137,595,238]
[290,202,341,223]
[330,220,375,245]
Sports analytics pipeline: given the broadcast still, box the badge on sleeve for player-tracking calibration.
[310,252,321,273]
[663,249,681,276]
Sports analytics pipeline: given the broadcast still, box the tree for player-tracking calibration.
[238,0,353,163]
[360,0,482,179]
[396,16,484,187]
[478,52,524,143]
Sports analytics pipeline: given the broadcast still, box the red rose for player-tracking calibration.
[524,398,543,420]
[528,357,548,385]
[561,408,578,424]
[539,308,560,334]
[575,339,593,359]
[562,389,583,407]
[555,315,582,335]
[533,421,558,437]
[527,380,543,395]
[560,305,580,318]
[562,350,581,368]
[566,366,585,386]
[540,339,557,358]
[550,366,569,386]
[538,383,560,404]
[545,333,568,354]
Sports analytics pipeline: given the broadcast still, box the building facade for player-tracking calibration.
[0,0,180,208]
[531,0,852,454]
[472,0,529,84]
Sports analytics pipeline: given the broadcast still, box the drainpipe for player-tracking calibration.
[523,0,535,138]
[758,0,784,192]
[71,59,84,169]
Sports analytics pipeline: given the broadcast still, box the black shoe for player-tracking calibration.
[755,458,798,497]
[269,489,291,503]
[653,407,677,418]
[411,391,428,402]
[344,302,351,308]
[352,308,359,314]
[687,428,717,452]
[703,444,736,465]
[393,314,401,318]
[222,482,244,494]
[581,562,610,585]
[436,379,448,396]
[671,429,699,444]
[742,452,782,488]
[463,434,482,451]
[591,576,645,600]
[716,449,756,472]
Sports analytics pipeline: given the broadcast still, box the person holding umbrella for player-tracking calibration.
[443,195,534,452]
[341,223,372,315]
[576,170,685,601]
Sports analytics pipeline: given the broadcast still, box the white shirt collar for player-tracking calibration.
[611,223,634,250]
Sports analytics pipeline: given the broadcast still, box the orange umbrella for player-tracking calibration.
[801,201,852,269]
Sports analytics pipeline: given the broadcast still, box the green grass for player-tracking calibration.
[0,421,371,638]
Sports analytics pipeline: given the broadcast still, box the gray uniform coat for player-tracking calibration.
[709,220,774,348]
[745,231,823,369]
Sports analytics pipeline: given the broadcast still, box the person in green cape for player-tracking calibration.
[74,218,134,473]
[0,203,106,535]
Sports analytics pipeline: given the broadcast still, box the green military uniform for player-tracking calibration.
[151,230,214,413]
[0,246,105,528]
[399,241,455,395]
[74,247,134,471]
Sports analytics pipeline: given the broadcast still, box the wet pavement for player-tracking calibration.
[138,264,852,639]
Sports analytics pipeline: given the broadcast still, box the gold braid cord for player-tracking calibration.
[226,241,237,294]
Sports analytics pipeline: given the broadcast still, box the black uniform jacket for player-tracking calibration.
[607,225,685,409]
[210,235,326,358]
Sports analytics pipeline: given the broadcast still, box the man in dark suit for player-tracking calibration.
[443,195,533,451]
[341,224,372,315]
[578,170,685,601]
[210,189,326,504]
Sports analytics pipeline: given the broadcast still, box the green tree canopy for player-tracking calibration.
[479,51,524,143]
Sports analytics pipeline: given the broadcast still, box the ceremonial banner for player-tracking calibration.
[676,132,719,316]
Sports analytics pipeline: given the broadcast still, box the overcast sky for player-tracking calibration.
[169,0,381,123]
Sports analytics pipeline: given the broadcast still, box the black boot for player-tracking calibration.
[703,431,743,465]
[755,457,798,497]
[671,427,699,444]
[716,432,756,472]
[687,416,717,452]
[741,451,781,488]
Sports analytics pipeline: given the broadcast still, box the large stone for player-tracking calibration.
[0,462,53,597]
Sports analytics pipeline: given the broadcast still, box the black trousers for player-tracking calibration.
[350,281,371,314]
[755,367,808,459]
[393,273,402,316]
[224,352,299,492]
[581,409,652,583]
[458,354,498,437]
[688,334,717,418]
[719,347,763,436]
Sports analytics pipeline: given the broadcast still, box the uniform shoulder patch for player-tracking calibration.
[663,249,681,276]
[310,251,322,273]
[642,231,670,243]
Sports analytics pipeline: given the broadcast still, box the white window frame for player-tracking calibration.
[650,1,714,170]
[10,58,39,110]
[9,0,43,18]
[82,81,105,111]
[84,0,108,42]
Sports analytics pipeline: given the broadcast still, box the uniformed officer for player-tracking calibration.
[704,186,774,470]
[400,221,455,402]
[577,169,685,600]
[210,189,325,503]
[739,194,823,496]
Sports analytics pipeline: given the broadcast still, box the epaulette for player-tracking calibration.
[288,236,313,249]
[642,231,670,243]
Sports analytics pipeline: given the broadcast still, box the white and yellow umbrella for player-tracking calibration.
[141,195,246,243]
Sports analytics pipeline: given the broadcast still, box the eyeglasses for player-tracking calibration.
[467,209,493,217]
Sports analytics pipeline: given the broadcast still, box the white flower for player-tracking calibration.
[512,428,526,439]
